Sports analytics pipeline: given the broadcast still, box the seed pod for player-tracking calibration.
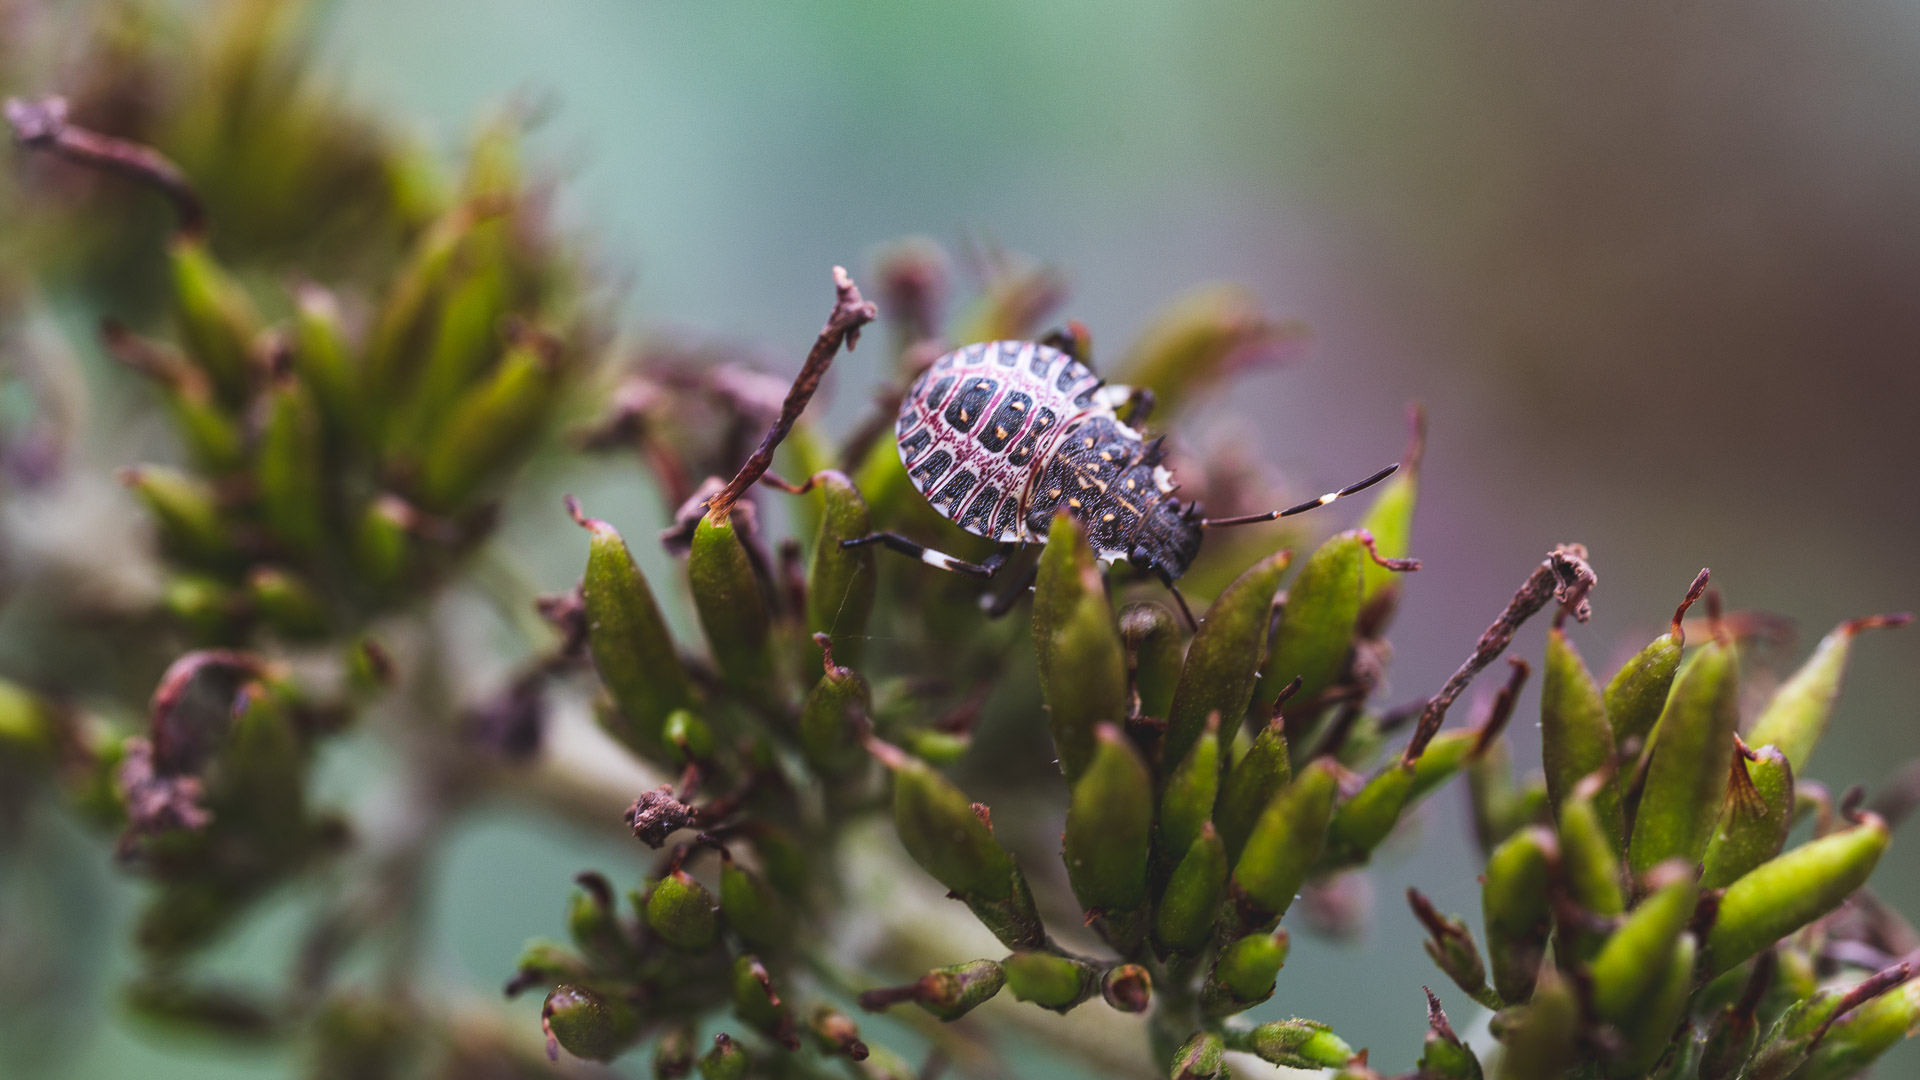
[698,1034,749,1080]
[1493,969,1580,1080]
[800,644,871,777]
[1701,744,1795,889]
[543,984,639,1062]
[163,574,242,640]
[909,959,1006,1022]
[1558,775,1627,929]
[1468,735,1522,855]
[1200,929,1288,1015]
[804,471,877,667]
[365,207,477,411]
[1032,512,1127,782]
[1541,627,1622,850]
[655,1024,696,1078]
[1418,991,1484,1080]
[566,875,632,969]
[353,496,412,587]
[419,337,560,507]
[719,853,788,952]
[1408,729,1478,802]
[1170,1030,1225,1080]
[1166,550,1292,770]
[570,501,692,755]
[1156,824,1228,955]
[1589,861,1697,1023]
[1119,602,1184,722]
[1795,979,1920,1080]
[220,682,306,840]
[1706,813,1890,977]
[169,239,258,400]
[1261,531,1363,728]
[256,378,326,553]
[1111,284,1302,418]
[646,870,718,952]
[1242,1018,1355,1071]
[1603,570,1706,744]
[292,284,357,436]
[1157,720,1218,876]
[1063,725,1152,915]
[1744,970,1908,1080]
[1409,889,1495,1007]
[1482,827,1556,1003]
[392,240,509,454]
[1231,758,1338,925]
[246,567,327,640]
[730,955,795,1046]
[1103,964,1152,1013]
[1217,714,1291,864]
[122,466,230,566]
[505,940,592,995]
[1746,615,1910,773]
[1629,638,1739,874]
[806,1005,868,1061]
[1003,951,1097,1012]
[1322,760,1416,869]
[688,513,776,699]
[882,750,1043,948]
[1608,933,1698,1078]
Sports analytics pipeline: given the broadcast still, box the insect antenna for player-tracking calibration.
[1199,463,1398,528]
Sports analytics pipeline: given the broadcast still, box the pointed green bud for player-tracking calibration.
[1119,601,1184,722]
[719,852,788,953]
[1217,715,1291,864]
[1167,550,1292,769]
[353,496,412,587]
[567,873,633,969]
[1541,627,1623,850]
[1201,929,1288,1015]
[1468,734,1523,855]
[256,378,326,553]
[1702,744,1795,889]
[805,471,877,667]
[1408,728,1478,802]
[543,984,639,1062]
[1111,284,1303,417]
[906,729,969,764]
[1795,979,1920,1080]
[1103,964,1152,1014]
[731,955,796,1046]
[1589,861,1697,1022]
[1558,775,1627,936]
[1261,531,1364,728]
[1240,1018,1355,1071]
[366,205,479,411]
[1608,932,1698,1078]
[1706,813,1890,977]
[698,1034,749,1080]
[661,709,714,767]
[121,466,230,566]
[1323,760,1417,869]
[1746,615,1910,773]
[799,639,871,776]
[1156,823,1229,955]
[1170,1030,1225,1080]
[420,337,561,507]
[1745,967,1910,1080]
[1630,638,1740,874]
[1064,725,1152,916]
[505,940,590,996]
[688,512,775,698]
[162,574,241,639]
[1003,950,1097,1011]
[887,753,1013,899]
[1409,889,1496,1008]
[169,239,258,400]
[1482,826,1556,1003]
[221,682,305,838]
[292,284,357,436]
[1603,569,1706,744]
[646,870,718,952]
[0,679,53,758]
[1418,991,1485,1080]
[857,959,1005,1022]
[393,240,510,455]
[655,1024,696,1078]
[1494,969,1579,1080]
[1032,512,1127,782]
[1231,758,1338,924]
[807,1005,869,1060]
[568,500,692,754]
[246,567,328,640]
[1157,719,1218,876]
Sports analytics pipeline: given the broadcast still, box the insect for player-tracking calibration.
[843,339,1395,620]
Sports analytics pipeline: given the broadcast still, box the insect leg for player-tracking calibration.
[841,532,1002,580]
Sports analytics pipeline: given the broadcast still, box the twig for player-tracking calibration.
[6,95,207,239]
[1404,544,1595,763]
[705,267,876,524]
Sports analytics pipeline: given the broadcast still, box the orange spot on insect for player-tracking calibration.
[1049,488,1062,498]
[995,425,1008,439]
[1125,479,1136,491]
[1102,513,1115,522]
[1011,401,1026,411]
[1083,437,1095,448]
[1069,497,1083,508]
[958,409,969,422]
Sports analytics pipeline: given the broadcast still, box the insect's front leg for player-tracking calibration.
[841,532,1011,580]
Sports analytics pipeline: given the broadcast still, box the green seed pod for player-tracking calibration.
[1063,725,1153,915]
[888,754,1013,900]
[661,709,714,767]
[1408,728,1478,802]
[419,338,560,507]
[718,853,788,952]
[1119,601,1184,722]
[256,378,326,553]
[1032,512,1127,782]
[1541,627,1622,850]
[687,513,776,699]
[163,573,242,640]
[1241,1018,1355,1071]
[1794,980,1920,1080]
[246,567,328,640]
[730,956,795,1044]
[1157,719,1218,876]
[1418,992,1485,1080]
[566,877,632,969]
[1322,760,1416,869]
[365,206,476,410]
[1409,889,1495,1007]
[122,466,230,566]
[906,729,969,764]
[1156,823,1228,955]
[353,496,412,587]
[1482,826,1556,1004]
[291,284,357,437]
[1170,1030,1225,1080]
[1493,970,1580,1080]
[392,238,509,454]
[218,682,306,840]
[1003,951,1096,1012]
[1557,775,1627,928]
[1200,929,1288,1016]
[655,1024,696,1078]
[506,940,592,994]
[914,959,1006,1022]
[806,1005,868,1060]
[1705,813,1890,977]
[0,680,53,758]
[569,501,692,755]
[1167,550,1292,770]
[1744,975,1890,1080]
[1589,861,1697,1023]
[645,871,718,952]
[543,984,639,1062]
[169,238,258,399]
[1468,735,1522,855]
[1103,964,1152,1014]
[698,1034,749,1080]
[1261,531,1363,726]
[800,641,871,777]
[1111,283,1302,418]
[1701,744,1795,889]
[805,471,877,667]
[1608,933,1697,1078]
[1602,570,1705,744]
[1629,638,1740,874]
[1746,615,1909,773]
[1216,714,1291,864]
[1231,758,1338,924]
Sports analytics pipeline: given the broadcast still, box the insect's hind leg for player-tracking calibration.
[841,532,1011,580]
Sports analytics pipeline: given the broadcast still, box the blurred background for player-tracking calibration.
[5,0,1919,1075]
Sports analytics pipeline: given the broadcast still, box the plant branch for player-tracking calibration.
[5,95,208,239]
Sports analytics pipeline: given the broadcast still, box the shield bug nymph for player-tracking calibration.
[843,339,1395,619]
